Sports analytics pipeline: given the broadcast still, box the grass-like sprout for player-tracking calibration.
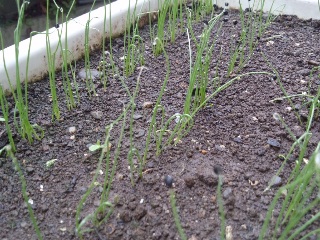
[228,0,280,75]
[60,0,78,109]
[153,0,170,56]
[152,104,166,154]
[165,113,194,145]
[139,38,170,177]
[261,52,302,124]
[179,0,185,31]
[0,88,15,151]
[177,71,275,137]
[203,0,213,16]
[45,0,61,121]
[76,104,129,237]
[191,0,203,22]
[48,0,78,110]
[170,190,187,240]
[192,72,274,112]
[100,0,110,88]
[123,0,146,76]
[94,108,128,228]
[0,33,15,151]
[168,0,179,42]
[74,49,139,229]
[4,145,43,239]
[0,1,43,143]
[216,174,226,240]
[75,124,113,237]
[257,0,279,38]
[153,109,194,155]
[183,11,224,115]
[259,143,320,240]
[66,50,80,103]
[127,148,142,186]
[84,0,98,96]
[98,0,117,89]
[127,66,149,186]
[272,113,299,145]
[260,67,320,238]
[124,34,145,76]
[45,1,79,111]
[266,133,308,192]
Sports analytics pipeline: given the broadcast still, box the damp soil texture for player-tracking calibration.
[1,7,320,240]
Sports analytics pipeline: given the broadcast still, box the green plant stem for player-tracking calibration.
[7,146,42,239]
[170,190,187,240]
[217,175,225,240]
[46,0,60,121]
[76,102,131,237]
[139,38,170,177]
[261,52,302,124]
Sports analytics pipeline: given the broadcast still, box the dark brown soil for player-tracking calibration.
[1,8,320,240]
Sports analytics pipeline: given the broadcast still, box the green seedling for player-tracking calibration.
[46,159,57,168]
[45,0,60,121]
[216,174,226,240]
[99,0,116,88]
[153,108,194,156]
[124,34,145,76]
[0,2,43,143]
[260,144,320,239]
[76,106,129,238]
[0,146,7,156]
[272,113,300,145]
[227,0,280,75]
[168,0,179,42]
[0,85,15,151]
[139,38,170,177]
[170,190,187,240]
[184,11,223,114]
[204,0,213,15]
[261,52,302,123]
[153,0,170,56]
[260,62,319,238]
[123,0,145,76]
[127,148,141,186]
[5,145,43,239]
[84,1,98,96]
[127,67,147,186]
[51,0,78,110]
[89,140,111,153]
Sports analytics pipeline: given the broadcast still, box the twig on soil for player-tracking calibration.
[179,163,185,176]
[142,168,155,174]
[142,167,162,175]
[261,34,283,41]
[93,226,105,240]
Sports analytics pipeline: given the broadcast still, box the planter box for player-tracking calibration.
[0,1,319,239]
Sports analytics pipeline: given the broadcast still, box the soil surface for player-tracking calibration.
[1,7,320,240]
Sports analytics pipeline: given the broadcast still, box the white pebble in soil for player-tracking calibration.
[68,126,76,134]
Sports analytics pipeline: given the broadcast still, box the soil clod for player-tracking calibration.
[90,110,103,120]
[184,175,196,188]
[267,138,281,148]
